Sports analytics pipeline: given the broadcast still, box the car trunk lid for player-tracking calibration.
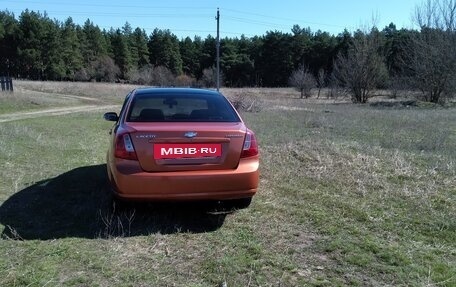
[127,122,246,172]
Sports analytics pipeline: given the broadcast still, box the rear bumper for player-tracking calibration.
[108,156,259,201]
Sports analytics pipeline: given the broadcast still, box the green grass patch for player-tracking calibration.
[0,83,455,286]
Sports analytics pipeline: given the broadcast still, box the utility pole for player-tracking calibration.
[216,8,220,91]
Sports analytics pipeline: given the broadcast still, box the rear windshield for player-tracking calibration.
[126,92,241,122]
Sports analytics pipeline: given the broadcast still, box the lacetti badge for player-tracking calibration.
[184,131,197,138]
[154,143,222,159]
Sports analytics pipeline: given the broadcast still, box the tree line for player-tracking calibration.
[0,0,455,103]
[0,9,360,86]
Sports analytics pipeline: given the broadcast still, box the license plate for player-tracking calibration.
[154,143,222,159]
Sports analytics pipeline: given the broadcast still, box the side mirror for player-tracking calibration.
[104,112,119,122]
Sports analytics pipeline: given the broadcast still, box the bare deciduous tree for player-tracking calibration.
[315,68,326,98]
[332,31,388,103]
[88,55,120,82]
[288,65,316,98]
[175,74,195,87]
[414,0,456,30]
[201,66,223,88]
[406,0,456,103]
[128,65,175,86]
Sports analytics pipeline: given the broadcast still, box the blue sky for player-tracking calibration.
[2,0,421,38]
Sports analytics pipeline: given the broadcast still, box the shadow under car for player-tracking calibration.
[0,164,229,240]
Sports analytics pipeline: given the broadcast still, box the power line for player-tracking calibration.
[3,3,346,37]
[222,7,346,29]
[2,0,346,30]
[223,16,292,30]
[1,0,213,10]
[7,9,212,18]
[4,1,345,30]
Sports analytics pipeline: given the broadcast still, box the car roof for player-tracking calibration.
[133,87,222,97]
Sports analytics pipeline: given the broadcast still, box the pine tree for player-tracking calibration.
[130,27,149,68]
[0,11,20,77]
[60,17,83,80]
[257,31,294,86]
[17,10,45,79]
[41,17,64,80]
[148,28,182,75]
[80,19,108,65]
[109,28,131,79]
[180,36,199,77]
[222,36,255,86]
[199,35,216,77]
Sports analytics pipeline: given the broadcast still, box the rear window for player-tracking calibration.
[126,92,241,122]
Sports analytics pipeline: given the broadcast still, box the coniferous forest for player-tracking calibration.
[0,4,455,103]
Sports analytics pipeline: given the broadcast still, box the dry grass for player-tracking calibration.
[0,80,129,115]
[15,80,138,101]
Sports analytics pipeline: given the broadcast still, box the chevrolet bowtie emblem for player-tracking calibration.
[184,131,198,138]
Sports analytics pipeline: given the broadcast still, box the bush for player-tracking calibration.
[388,76,410,99]
[404,0,456,103]
[91,56,120,82]
[200,67,223,88]
[228,92,262,112]
[333,31,388,103]
[174,74,195,87]
[73,56,120,82]
[128,65,175,86]
[288,65,316,98]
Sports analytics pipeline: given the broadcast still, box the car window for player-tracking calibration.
[118,92,131,121]
[126,93,240,122]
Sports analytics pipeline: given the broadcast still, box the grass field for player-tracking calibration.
[0,81,455,286]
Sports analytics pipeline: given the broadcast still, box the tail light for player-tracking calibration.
[114,132,138,160]
[241,129,259,158]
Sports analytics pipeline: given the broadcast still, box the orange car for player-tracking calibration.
[104,88,259,208]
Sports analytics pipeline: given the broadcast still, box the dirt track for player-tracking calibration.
[0,105,120,123]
